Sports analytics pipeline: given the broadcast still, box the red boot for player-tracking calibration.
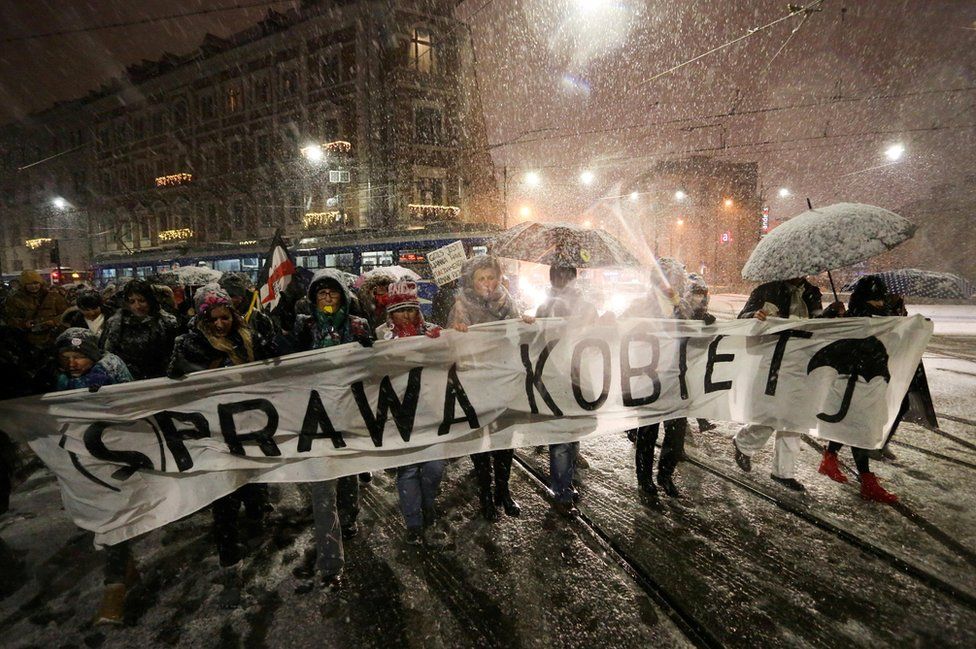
[860,472,898,503]
[818,451,848,483]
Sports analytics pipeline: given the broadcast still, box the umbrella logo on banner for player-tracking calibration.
[807,337,890,422]
[580,248,591,263]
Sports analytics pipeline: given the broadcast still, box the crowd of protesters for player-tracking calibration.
[0,256,920,624]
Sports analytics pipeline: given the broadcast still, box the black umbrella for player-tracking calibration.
[807,337,890,423]
[842,269,973,300]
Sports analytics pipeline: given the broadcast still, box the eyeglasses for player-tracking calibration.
[317,289,342,297]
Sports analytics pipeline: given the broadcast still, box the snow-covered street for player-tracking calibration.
[1,300,974,648]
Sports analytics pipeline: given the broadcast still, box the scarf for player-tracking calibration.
[312,305,350,348]
[196,314,255,366]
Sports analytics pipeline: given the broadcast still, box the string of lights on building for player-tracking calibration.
[154,173,193,188]
[158,228,194,241]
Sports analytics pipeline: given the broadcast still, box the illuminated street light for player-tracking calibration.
[301,144,324,163]
[582,219,593,228]
[52,197,68,210]
[778,187,791,198]
[524,171,541,187]
[674,190,686,201]
[723,197,734,208]
[885,143,905,162]
[580,170,595,186]
[575,0,610,15]
[676,218,684,226]
[519,205,532,218]
[630,191,640,201]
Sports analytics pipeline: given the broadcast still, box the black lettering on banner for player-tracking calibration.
[620,332,661,407]
[704,335,734,393]
[83,421,155,481]
[677,337,690,400]
[439,363,480,436]
[765,329,814,396]
[217,399,282,456]
[153,411,210,472]
[298,390,347,452]
[351,367,424,446]
[520,341,563,416]
[571,338,611,411]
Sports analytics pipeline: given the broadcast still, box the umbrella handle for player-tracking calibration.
[827,269,839,303]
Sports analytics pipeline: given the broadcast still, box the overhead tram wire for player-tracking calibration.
[0,0,299,44]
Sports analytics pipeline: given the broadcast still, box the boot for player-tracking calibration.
[818,451,848,483]
[657,474,680,498]
[552,501,579,518]
[479,488,498,522]
[93,583,126,626]
[575,450,589,469]
[733,439,751,472]
[495,486,521,517]
[860,472,898,504]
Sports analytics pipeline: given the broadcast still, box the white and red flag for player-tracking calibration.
[257,230,296,311]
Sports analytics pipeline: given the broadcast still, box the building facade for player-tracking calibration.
[0,0,501,275]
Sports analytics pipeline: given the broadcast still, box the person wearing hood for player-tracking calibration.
[535,266,598,517]
[733,276,845,492]
[383,281,447,545]
[683,274,717,433]
[103,280,180,380]
[61,290,114,343]
[291,269,372,592]
[357,272,396,334]
[53,328,137,625]
[449,255,535,521]
[817,275,900,503]
[3,269,69,350]
[167,284,275,606]
[623,260,691,499]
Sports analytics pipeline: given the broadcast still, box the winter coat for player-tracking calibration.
[448,256,522,326]
[55,352,133,391]
[103,309,180,380]
[429,282,458,327]
[737,279,835,320]
[623,289,677,320]
[2,285,69,348]
[168,317,275,377]
[535,286,598,320]
[357,273,397,333]
[294,268,372,350]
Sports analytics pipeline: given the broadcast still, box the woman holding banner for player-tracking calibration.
[450,255,535,521]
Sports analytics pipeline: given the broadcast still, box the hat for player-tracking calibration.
[56,327,103,362]
[19,269,43,285]
[382,280,421,313]
[76,290,103,310]
[219,273,252,300]
[852,275,888,303]
[194,282,233,315]
[687,273,708,294]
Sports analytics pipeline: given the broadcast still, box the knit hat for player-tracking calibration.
[219,272,252,300]
[382,280,421,313]
[56,327,103,362]
[20,269,43,285]
[76,290,103,310]
[687,273,708,294]
[194,282,233,315]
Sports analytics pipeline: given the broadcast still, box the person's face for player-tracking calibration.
[127,293,150,316]
[316,286,343,309]
[209,306,235,336]
[391,309,421,327]
[473,268,499,297]
[231,294,244,308]
[60,350,94,377]
[81,306,102,320]
[551,268,576,289]
[24,281,42,294]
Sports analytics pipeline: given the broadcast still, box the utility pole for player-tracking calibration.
[502,165,508,229]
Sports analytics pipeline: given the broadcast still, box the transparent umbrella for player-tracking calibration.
[491,221,641,268]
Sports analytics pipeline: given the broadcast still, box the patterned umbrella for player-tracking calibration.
[491,221,641,268]
[843,269,974,300]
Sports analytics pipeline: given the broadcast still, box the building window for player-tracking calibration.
[226,85,243,113]
[200,94,216,120]
[256,134,271,163]
[414,177,444,205]
[414,106,443,145]
[172,99,188,126]
[254,77,271,105]
[281,69,299,97]
[409,28,435,74]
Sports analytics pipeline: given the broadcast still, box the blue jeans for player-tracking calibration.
[549,442,578,504]
[396,460,445,530]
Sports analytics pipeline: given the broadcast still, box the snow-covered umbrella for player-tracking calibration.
[491,221,640,268]
[354,265,421,288]
[843,269,974,300]
[160,265,223,286]
[741,202,916,291]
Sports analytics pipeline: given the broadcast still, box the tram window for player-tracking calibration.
[361,250,393,270]
[120,268,134,278]
[100,268,117,280]
[297,254,320,269]
[241,257,259,271]
[214,259,241,272]
[137,266,153,277]
[472,245,487,256]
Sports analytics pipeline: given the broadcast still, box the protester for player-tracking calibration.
[623,260,690,498]
[2,269,69,350]
[357,272,396,334]
[732,276,845,491]
[219,272,280,347]
[53,328,136,625]
[430,278,459,327]
[449,255,534,521]
[817,275,899,503]
[168,284,276,606]
[685,274,717,433]
[535,266,598,516]
[383,280,447,544]
[61,289,114,342]
[103,280,180,380]
[291,269,372,592]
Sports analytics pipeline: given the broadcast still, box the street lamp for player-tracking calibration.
[524,171,541,187]
[778,187,791,198]
[723,197,734,209]
[629,191,640,202]
[580,170,595,186]
[674,190,686,201]
[885,143,905,162]
[581,219,592,229]
[301,144,324,163]
[52,197,68,210]
[519,205,532,219]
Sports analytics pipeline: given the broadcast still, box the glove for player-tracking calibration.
[357,336,374,348]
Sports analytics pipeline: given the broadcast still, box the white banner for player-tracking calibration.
[0,315,931,545]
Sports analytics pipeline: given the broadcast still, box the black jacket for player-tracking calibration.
[103,310,180,380]
[168,324,275,378]
[738,279,836,319]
